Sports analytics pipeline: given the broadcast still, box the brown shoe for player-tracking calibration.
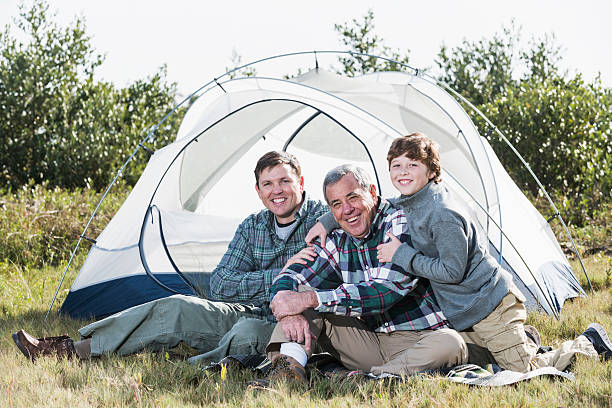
[12,329,76,361]
[268,354,308,385]
[524,325,541,347]
[249,355,308,389]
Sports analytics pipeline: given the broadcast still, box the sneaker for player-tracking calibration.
[12,329,76,361]
[581,323,612,360]
[249,354,308,389]
[524,325,541,347]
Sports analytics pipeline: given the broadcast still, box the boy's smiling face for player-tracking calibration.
[389,155,434,196]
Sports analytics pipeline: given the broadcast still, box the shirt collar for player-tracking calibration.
[265,191,309,230]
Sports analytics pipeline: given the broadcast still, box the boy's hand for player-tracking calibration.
[281,246,317,272]
[377,232,402,263]
[305,221,327,245]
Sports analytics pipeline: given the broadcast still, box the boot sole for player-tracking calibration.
[588,323,612,355]
[12,332,33,360]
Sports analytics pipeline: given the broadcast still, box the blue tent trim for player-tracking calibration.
[59,274,198,320]
[489,243,584,314]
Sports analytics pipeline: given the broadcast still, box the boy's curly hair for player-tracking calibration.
[386,132,442,183]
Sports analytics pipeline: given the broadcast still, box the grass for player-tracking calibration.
[0,188,611,407]
[1,257,610,407]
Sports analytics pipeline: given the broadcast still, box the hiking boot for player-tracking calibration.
[581,323,612,360]
[524,325,541,347]
[12,329,76,361]
[249,354,308,389]
[267,354,308,385]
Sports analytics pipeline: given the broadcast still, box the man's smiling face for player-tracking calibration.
[325,173,377,240]
[255,164,304,223]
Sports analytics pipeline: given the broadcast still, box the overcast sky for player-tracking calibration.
[1,0,611,95]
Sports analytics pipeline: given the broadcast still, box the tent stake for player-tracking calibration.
[214,78,227,93]
[138,143,154,156]
[79,235,97,245]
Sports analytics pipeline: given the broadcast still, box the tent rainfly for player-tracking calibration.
[52,52,587,321]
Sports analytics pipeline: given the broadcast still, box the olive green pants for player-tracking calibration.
[78,294,275,364]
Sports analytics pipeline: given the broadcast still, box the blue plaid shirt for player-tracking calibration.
[271,199,449,333]
[210,194,328,307]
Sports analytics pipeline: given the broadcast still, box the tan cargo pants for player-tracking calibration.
[461,289,597,372]
[266,309,468,375]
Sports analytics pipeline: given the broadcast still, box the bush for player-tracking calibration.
[436,26,611,227]
[0,1,184,191]
[0,183,128,268]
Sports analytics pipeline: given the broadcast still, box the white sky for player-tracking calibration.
[1,0,611,96]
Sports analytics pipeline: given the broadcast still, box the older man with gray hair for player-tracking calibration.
[260,164,467,386]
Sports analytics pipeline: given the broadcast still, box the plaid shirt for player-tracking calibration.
[271,199,449,333]
[209,194,328,307]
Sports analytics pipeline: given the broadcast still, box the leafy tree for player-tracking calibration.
[481,74,611,225]
[334,10,410,76]
[334,12,610,226]
[437,25,611,225]
[436,24,519,106]
[0,1,183,190]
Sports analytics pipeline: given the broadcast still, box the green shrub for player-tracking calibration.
[0,183,128,269]
[0,1,184,191]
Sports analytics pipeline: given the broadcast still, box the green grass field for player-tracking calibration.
[1,188,611,407]
[2,258,611,407]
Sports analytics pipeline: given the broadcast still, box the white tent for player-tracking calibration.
[56,54,585,319]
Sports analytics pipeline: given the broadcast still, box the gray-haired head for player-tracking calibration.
[323,164,373,204]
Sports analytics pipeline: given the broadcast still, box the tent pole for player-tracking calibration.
[45,135,160,318]
[434,81,593,292]
[444,170,563,319]
[45,164,129,319]
[282,111,321,151]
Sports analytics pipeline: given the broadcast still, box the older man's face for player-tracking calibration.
[325,174,377,240]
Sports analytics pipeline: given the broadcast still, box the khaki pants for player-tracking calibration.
[461,290,597,372]
[267,309,467,375]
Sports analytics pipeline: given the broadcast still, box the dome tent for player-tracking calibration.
[51,51,588,320]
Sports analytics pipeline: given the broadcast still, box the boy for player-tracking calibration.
[311,133,610,372]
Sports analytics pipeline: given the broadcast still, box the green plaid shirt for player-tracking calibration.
[209,194,328,306]
[271,199,449,333]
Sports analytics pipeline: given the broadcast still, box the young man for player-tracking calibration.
[13,151,328,364]
[260,165,467,386]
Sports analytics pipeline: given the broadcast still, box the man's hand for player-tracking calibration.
[278,314,315,351]
[376,231,402,263]
[282,246,317,272]
[271,290,318,320]
[305,221,327,245]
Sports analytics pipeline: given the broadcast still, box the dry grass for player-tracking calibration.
[0,255,610,407]
[0,188,610,407]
